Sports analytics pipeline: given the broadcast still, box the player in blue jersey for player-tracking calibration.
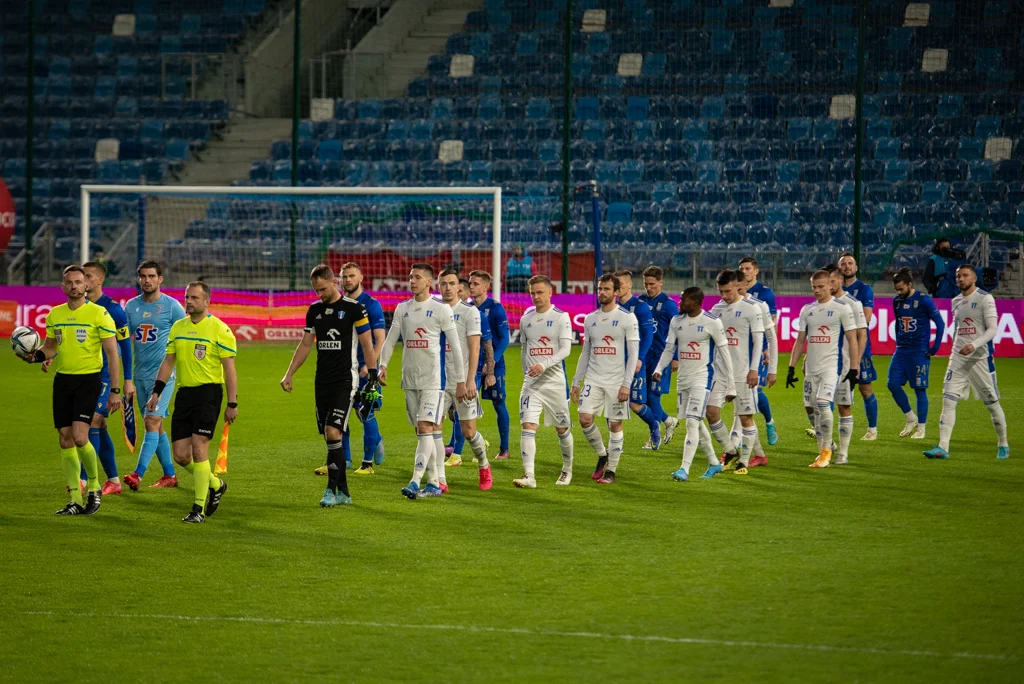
[889,268,945,440]
[611,269,656,448]
[470,270,511,459]
[839,253,880,441]
[122,260,187,490]
[639,266,680,448]
[64,261,134,495]
[445,276,492,465]
[340,262,388,474]
[738,257,779,446]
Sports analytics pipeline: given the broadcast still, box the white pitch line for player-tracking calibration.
[20,611,1013,662]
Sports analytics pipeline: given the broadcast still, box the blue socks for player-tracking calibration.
[864,393,879,429]
[757,388,773,423]
[889,384,913,414]
[342,429,353,466]
[362,414,382,462]
[494,398,510,451]
[646,392,668,423]
[449,415,465,455]
[135,431,160,478]
[915,389,929,423]
[156,432,174,476]
[82,427,117,480]
[634,404,660,430]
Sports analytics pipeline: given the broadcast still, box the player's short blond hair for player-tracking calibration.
[340,262,361,273]
[528,275,553,289]
[642,266,663,280]
[811,269,830,281]
[469,270,492,283]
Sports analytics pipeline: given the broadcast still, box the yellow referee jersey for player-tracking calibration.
[166,314,237,387]
[45,301,116,374]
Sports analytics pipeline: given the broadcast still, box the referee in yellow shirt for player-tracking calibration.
[147,281,238,523]
[19,265,123,515]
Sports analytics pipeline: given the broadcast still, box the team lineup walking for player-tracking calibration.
[17,254,1011,518]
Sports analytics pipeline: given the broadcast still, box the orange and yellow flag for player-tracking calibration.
[214,423,229,475]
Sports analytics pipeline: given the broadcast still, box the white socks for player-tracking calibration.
[607,431,624,472]
[582,424,607,457]
[815,402,833,451]
[681,417,701,471]
[938,396,957,450]
[468,431,489,469]
[709,419,731,449]
[739,426,757,466]
[558,430,574,473]
[433,431,446,484]
[838,415,854,457]
[521,429,536,478]
[988,401,1009,447]
[412,433,434,486]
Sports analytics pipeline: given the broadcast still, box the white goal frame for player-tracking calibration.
[80,184,505,301]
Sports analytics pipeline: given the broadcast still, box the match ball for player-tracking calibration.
[11,326,42,356]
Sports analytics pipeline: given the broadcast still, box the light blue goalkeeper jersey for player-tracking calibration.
[126,293,187,381]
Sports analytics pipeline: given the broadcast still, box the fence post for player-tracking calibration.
[852,0,868,263]
[559,0,575,294]
[289,0,303,290]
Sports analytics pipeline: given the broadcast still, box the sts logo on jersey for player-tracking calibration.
[135,324,159,343]
[899,317,918,333]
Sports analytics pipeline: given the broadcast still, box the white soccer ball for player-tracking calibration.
[11,326,42,356]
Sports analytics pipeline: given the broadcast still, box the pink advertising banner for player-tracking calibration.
[2,287,1022,357]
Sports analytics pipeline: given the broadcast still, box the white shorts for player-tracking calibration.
[520,383,572,428]
[577,382,629,421]
[405,389,445,426]
[943,359,1001,403]
[803,372,838,407]
[833,372,856,406]
[709,377,757,415]
[676,385,711,420]
[443,388,483,421]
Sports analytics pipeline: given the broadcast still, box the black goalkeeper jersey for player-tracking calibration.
[304,296,371,386]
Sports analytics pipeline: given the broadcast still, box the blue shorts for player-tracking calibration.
[888,351,930,390]
[859,354,878,384]
[354,373,383,412]
[481,374,506,401]
[630,364,648,403]
[94,374,111,418]
[645,363,671,395]
[136,375,175,418]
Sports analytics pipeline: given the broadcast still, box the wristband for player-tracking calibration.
[153,380,166,397]
[111,388,121,395]
[32,349,45,363]
[227,402,238,409]
[366,368,379,384]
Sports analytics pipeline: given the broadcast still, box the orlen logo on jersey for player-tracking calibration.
[530,335,553,356]
[959,317,977,335]
[808,325,832,343]
[406,327,429,348]
[594,335,617,355]
[725,326,740,346]
[680,340,702,360]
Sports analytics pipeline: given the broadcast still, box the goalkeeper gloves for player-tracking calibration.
[844,368,859,389]
[358,372,382,422]
[785,366,799,389]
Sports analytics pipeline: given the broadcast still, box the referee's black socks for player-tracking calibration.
[326,439,349,497]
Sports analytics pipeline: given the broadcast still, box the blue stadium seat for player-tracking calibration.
[976,116,1002,137]
[958,138,985,161]
[921,182,949,203]
[765,202,791,224]
[700,96,724,119]
[606,202,632,225]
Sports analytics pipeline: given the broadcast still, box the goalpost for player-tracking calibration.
[79,185,509,301]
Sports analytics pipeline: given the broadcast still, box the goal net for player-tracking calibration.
[79,185,573,302]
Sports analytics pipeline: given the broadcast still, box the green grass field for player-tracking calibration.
[0,345,1020,682]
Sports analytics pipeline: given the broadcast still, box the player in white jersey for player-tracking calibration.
[516,275,575,488]
[734,274,777,469]
[437,269,493,490]
[787,270,859,468]
[570,274,640,485]
[924,264,1009,461]
[824,264,866,465]
[653,287,734,481]
[706,269,764,475]
[379,263,467,500]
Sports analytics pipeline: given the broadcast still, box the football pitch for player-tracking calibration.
[0,345,1020,682]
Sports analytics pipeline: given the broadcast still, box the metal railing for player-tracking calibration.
[160,52,242,106]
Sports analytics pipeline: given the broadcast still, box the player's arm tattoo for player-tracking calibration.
[482,338,495,375]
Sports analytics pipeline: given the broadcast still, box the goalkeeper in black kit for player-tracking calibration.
[280,264,380,507]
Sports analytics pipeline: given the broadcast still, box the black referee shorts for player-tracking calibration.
[52,372,102,429]
[171,384,223,442]
[315,382,356,435]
